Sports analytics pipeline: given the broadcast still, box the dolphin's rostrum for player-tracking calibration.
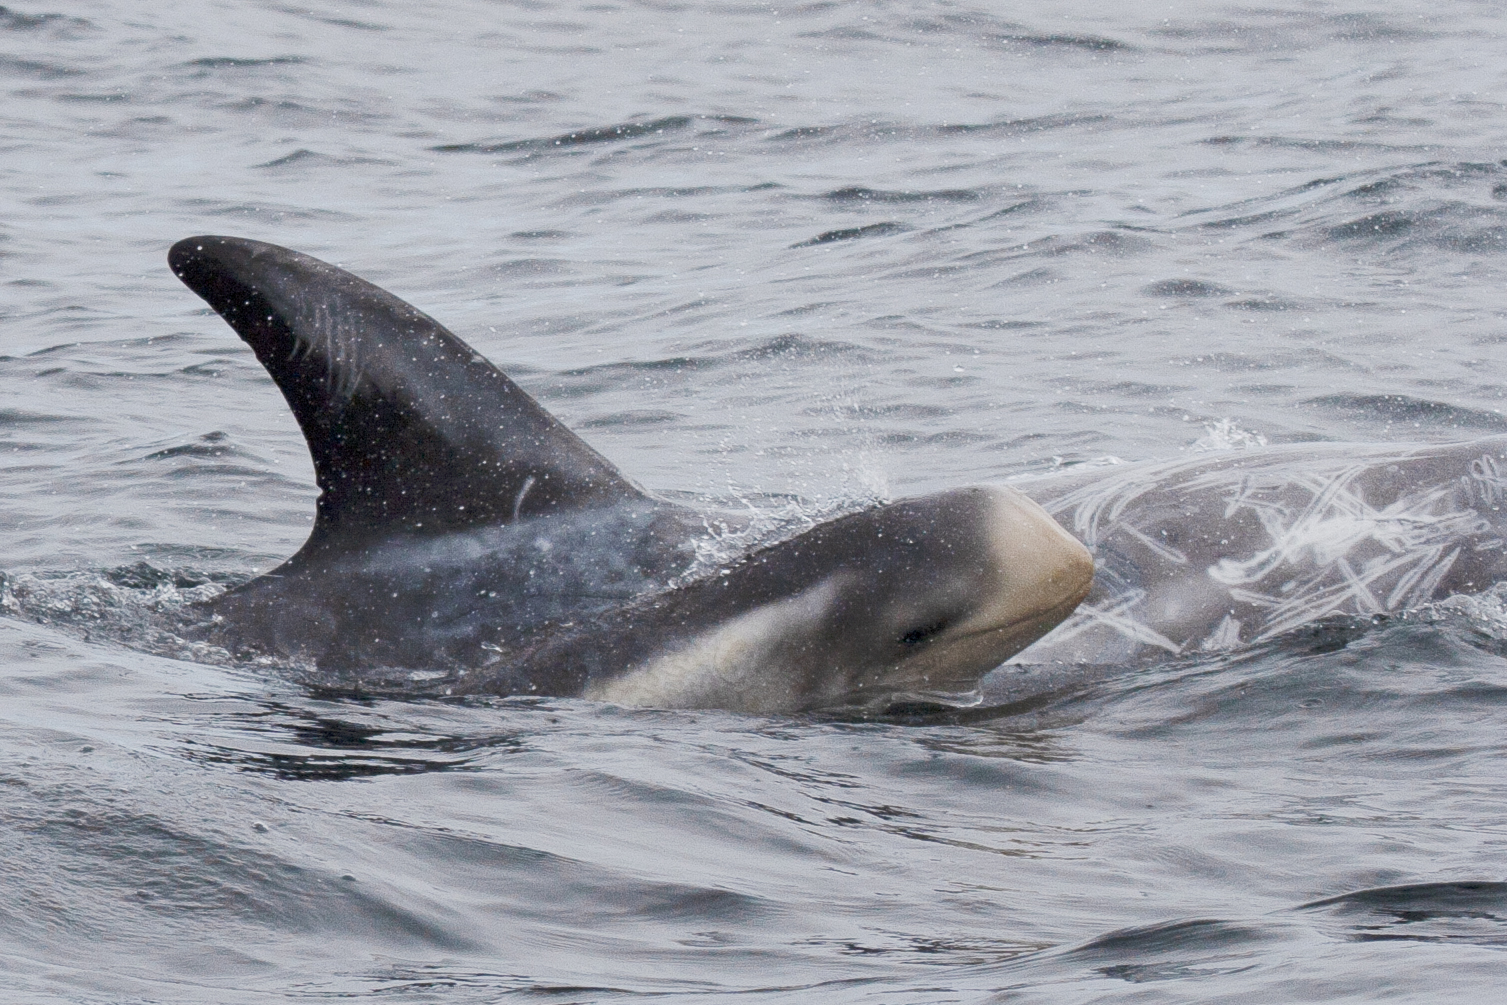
[170,236,1094,713]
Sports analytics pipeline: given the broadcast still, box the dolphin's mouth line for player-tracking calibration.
[969,592,1090,641]
[949,578,1096,646]
[882,584,1093,691]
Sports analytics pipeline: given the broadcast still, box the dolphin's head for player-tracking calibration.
[838,485,1095,706]
[584,486,1094,713]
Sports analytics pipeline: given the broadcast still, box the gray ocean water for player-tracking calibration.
[3,1,1507,1000]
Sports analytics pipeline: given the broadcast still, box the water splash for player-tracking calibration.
[1413,581,1507,641]
[0,566,234,665]
[1192,418,1269,452]
[678,480,888,585]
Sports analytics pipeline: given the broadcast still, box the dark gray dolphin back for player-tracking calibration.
[169,236,644,553]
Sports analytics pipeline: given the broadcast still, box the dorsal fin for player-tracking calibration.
[169,236,645,551]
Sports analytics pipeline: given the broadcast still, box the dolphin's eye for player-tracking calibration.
[899,619,948,647]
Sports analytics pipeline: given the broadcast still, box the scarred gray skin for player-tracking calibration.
[171,236,1093,714]
[1010,441,1507,666]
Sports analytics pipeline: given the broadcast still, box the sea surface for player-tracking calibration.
[2,1,1506,1000]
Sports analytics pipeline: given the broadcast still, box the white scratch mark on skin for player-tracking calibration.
[294,294,366,401]
[1206,467,1484,642]
[1200,613,1243,651]
[512,475,536,521]
[1031,588,1183,654]
[1404,546,1461,610]
[1335,556,1382,614]
[1120,523,1188,565]
[1384,545,1447,610]
[1029,444,1503,659]
[1470,454,1507,507]
[1051,468,1162,550]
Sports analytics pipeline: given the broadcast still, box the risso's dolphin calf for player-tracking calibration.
[1010,440,1507,666]
[169,236,1093,713]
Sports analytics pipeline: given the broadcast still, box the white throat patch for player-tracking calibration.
[584,575,847,712]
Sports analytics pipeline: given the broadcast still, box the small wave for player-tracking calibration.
[1302,393,1507,432]
[179,701,524,780]
[986,229,1156,260]
[0,406,73,426]
[484,257,575,278]
[1222,295,1305,312]
[765,121,914,144]
[253,148,391,169]
[1319,203,1507,254]
[727,332,870,363]
[1175,161,1507,256]
[189,197,354,221]
[433,115,740,154]
[875,10,1135,53]
[790,222,908,247]
[937,112,1113,136]
[576,409,683,429]
[1202,134,1424,154]
[1143,278,1234,298]
[179,55,304,69]
[1296,881,1507,946]
[0,8,91,32]
[0,55,81,78]
[141,431,244,461]
[987,33,1131,52]
[762,114,1110,151]
[1072,917,1273,956]
[551,333,868,396]
[218,96,382,128]
[819,186,982,204]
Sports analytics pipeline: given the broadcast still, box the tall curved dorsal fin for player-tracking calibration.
[170,236,646,552]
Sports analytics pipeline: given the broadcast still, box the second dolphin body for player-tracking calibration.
[1011,440,1507,665]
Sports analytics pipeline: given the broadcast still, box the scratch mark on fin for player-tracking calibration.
[512,475,536,521]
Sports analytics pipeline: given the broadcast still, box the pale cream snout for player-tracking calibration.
[969,485,1095,637]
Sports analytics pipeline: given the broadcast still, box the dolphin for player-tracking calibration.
[1009,440,1507,665]
[168,236,1094,714]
